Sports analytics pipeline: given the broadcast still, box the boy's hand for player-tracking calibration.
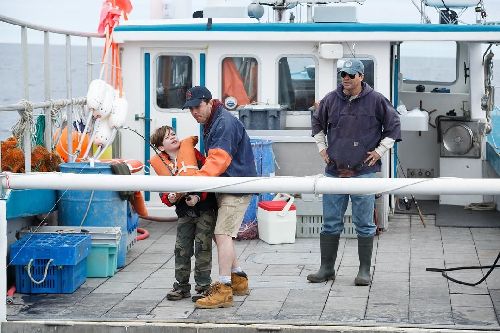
[185,195,200,207]
[167,193,177,203]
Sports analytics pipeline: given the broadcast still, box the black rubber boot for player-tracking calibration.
[307,234,340,283]
[354,236,374,286]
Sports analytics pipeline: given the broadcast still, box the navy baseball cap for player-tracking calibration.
[339,59,364,75]
[182,86,212,109]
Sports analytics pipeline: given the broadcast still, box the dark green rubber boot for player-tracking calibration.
[354,236,374,286]
[307,234,340,283]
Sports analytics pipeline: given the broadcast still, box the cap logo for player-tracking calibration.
[345,61,352,68]
[186,91,192,100]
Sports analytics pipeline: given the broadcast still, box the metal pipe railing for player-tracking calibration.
[43,31,52,150]
[0,14,103,38]
[0,98,87,112]
[20,26,31,172]
[2,174,500,195]
[0,14,103,172]
[65,35,74,162]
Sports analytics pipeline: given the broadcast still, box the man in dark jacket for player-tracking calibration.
[183,86,256,309]
[309,59,401,286]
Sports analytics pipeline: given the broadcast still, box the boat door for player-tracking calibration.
[141,48,206,202]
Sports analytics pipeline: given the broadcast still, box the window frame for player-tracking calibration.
[276,54,319,111]
[400,41,459,86]
[154,52,195,112]
[219,54,261,107]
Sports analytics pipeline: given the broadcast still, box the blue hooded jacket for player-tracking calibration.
[312,82,401,176]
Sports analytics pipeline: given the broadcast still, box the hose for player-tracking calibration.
[136,227,149,241]
[426,251,500,286]
[138,215,178,223]
[6,285,16,305]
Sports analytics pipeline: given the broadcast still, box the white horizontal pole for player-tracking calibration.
[1,173,500,195]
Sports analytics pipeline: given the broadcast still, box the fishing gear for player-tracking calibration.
[396,156,426,227]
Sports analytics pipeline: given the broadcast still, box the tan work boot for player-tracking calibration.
[231,271,250,296]
[194,282,233,309]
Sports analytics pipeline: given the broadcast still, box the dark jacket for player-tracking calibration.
[198,104,257,177]
[312,82,401,176]
[159,149,217,218]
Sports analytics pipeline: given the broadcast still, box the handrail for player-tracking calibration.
[0,14,103,38]
[0,14,104,172]
[0,97,87,112]
[2,174,500,195]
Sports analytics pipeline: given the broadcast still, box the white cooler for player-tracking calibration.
[257,194,297,245]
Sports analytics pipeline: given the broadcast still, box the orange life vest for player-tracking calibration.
[150,136,199,176]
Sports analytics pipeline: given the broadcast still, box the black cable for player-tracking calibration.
[396,153,500,285]
[426,251,500,286]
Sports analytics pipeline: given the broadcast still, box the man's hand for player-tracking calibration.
[319,149,330,164]
[364,151,381,167]
[167,193,179,204]
[185,195,200,207]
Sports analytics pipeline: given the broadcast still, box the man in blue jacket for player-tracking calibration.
[184,86,256,308]
[309,59,401,286]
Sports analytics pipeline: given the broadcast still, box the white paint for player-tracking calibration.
[318,43,343,59]
[424,0,479,7]
[113,30,500,44]
[468,43,485,120]
[439,158,483,205]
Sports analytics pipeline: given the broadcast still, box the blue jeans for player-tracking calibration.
[322,173,376,237]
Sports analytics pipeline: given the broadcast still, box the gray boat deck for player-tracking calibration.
[6,216,500,331]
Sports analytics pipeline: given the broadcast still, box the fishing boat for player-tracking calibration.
[0,0,500,332]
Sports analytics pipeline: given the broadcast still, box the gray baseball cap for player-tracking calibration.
[339,59,364,75]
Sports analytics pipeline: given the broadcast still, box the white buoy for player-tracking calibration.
[86,79,107,112]
[93,117,114,147]
[94,84,115,118]
[108,94,128,128]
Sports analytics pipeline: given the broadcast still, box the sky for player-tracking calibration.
[1,0,500,45]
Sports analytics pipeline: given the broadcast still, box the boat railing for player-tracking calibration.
[0,14,104,173]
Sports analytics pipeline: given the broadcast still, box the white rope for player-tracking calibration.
[80,190,95,226]
[26,258,54,285]
[12,99,35,143]
[312,174,323,196]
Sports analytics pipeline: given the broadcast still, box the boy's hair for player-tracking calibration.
[150,125,174,149]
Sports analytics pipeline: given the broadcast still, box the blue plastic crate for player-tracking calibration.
[10,233,91,266]
[10,233,91,294]
[15,258,87,294]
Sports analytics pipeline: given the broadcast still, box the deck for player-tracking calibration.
[4,215,500,332]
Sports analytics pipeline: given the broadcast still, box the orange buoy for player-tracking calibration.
[54,127,90,162]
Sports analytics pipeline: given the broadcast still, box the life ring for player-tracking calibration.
[101,158,144,173]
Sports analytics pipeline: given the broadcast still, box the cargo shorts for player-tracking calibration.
[214,194,252,237]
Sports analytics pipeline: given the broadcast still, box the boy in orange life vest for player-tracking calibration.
[150,125,217,302]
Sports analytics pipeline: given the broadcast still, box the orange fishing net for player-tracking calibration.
[1,137,62,173]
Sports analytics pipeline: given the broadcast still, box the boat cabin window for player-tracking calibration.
[337,58,375,88]
[278,56,316,111]
[400,41,457,84]
[221,57,258,109]
[156,55,193,109]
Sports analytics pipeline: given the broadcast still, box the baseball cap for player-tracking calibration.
[339,59,364,75]
[182,86,212,109]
